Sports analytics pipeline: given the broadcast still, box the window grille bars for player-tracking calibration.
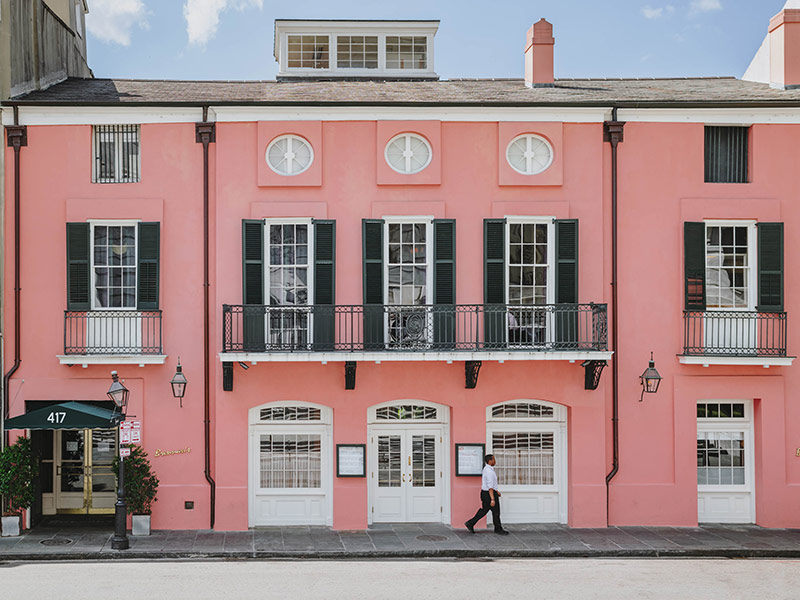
[93,125,140,183]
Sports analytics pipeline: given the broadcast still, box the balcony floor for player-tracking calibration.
[678,355,795,367]
[57,354,168,367]
[219,350,613,364]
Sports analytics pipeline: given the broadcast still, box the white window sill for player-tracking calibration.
[219,350,613,364]
[679,355,795,367]
[57,355,167,367]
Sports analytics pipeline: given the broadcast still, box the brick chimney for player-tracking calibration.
[769,9,800,89]
[524,18,555,88]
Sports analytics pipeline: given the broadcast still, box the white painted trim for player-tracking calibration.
[616,107,800,124]
[219,350,614,363]
[57,355,167,366]
[3,106,204,126]
[678,355,795,367]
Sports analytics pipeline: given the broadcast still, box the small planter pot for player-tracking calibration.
[1,515,21,537]
[131,515,151,536]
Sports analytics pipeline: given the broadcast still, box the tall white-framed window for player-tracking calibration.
[506,218,555,347]
[705,220,757,310]
[92,125,140,183]
[266,219,314,348]
[384,217,433,348]
[90,221,138,310]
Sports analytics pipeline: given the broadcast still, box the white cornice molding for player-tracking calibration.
[617,107,800,124]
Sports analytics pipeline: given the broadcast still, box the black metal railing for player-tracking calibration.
[64,310,163,355]
[682,310,787,357]
[222,303,607,353]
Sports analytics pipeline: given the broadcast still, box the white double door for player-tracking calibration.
[370,427,443,523]
[697,421,754,523]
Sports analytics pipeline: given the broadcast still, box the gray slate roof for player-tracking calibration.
[8,76,800,106]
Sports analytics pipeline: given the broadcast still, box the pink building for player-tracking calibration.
[3,12,800,532]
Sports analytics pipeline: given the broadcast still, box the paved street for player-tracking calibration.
[1,558,798,599]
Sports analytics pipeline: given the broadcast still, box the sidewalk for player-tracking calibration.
[2,522,800,561]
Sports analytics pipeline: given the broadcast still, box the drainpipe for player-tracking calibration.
[3,108,27,450]
[195,108,216,529]
[603,108,624,525]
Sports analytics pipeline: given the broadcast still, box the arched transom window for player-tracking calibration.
[260,405,322,422]
[376,404,437,421]
[491,402,554,420]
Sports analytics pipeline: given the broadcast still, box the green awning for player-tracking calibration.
[4,402,121,430]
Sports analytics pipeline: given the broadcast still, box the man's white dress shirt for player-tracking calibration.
[481,464,499,492]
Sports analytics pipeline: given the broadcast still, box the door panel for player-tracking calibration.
[55,429,117,514]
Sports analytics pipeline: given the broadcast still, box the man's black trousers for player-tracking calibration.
[466,490,504,532]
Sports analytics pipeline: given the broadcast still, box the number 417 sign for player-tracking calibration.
[119,421,141,445]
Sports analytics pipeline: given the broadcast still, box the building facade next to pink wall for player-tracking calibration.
[4,13,800,532]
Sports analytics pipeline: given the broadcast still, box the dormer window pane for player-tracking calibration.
[386,36,427,69]
[337,36,378,69]
[287,34,329,69]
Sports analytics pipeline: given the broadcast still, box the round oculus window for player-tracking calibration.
[266,134,314,176]
[385,133,432,175]
[506,134,553,175]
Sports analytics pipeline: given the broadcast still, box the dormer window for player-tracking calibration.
[274,20,439,80]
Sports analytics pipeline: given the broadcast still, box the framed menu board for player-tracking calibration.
[336,444,366,477]
[456,443,485,477]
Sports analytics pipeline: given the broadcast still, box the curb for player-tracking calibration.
[3,548,800,561]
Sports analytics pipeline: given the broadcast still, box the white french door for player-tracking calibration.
[370,427,443,523]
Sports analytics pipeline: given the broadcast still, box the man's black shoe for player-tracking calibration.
[464,521,475,534]
[495,529,510,535]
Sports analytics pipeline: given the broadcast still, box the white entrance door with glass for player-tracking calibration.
[265,219,313,349]
[40,429,118,515]
[248,402,332,526]
[88,221,142,352]
[486,401,567,524]
[704,221,757,353]
[697,400,755,523]
[368,402,449,524]
[506,219,555,348]
[384,218,433,349]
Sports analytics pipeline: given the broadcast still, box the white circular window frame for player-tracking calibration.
[506,134,554,176]
[384,133,433,175]
[266,134,314,176]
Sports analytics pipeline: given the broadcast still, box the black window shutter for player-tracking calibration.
[362,219,384,349]
[66,223,90,310]
[484,219,506,347]
[433,219,456,348]
[757,222,784,312]
[555,219,579,347]
[137,222,160,310]
[313,220,336,350]
[242,219,265,351]
[684,222,706,310]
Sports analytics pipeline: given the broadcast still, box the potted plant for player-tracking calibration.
[0,437,38,537]
[113,445,159,536]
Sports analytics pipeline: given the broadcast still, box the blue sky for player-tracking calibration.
[85,1,787,81]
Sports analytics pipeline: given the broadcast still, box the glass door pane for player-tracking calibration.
[59,430,85,493]
[377,435,402,488]
[90,429,117,494]
[411,435,436,487]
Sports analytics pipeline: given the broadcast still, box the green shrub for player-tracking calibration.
[112,445,159,515]
[0,436,38,516]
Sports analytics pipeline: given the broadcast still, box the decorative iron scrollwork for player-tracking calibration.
[465,361,482,389]
[345,361,357,390]
[582,360,606,391]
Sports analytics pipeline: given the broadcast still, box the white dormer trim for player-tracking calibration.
[274,20,439,79]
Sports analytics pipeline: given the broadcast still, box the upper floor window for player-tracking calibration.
[92,223,137,309]
[287,35,329,69]
[266,135,314,176]
[705,223,755,310]
[386,36,427,69]
[337,35,378,69]
[705,126,749,183]
[92,125,140,183]
[385,133,432,175]
[506,134,553,175]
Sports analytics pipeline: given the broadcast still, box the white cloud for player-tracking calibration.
[641,5,675,19]
[184,0,263,46]
[689,0,723,14]
[86,0,149,46]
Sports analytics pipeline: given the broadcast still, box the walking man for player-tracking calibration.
[465,454,509,535]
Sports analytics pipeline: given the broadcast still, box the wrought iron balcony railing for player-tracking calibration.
[64,310,163,355]
[222,303,608,354]
[682,310,787,357]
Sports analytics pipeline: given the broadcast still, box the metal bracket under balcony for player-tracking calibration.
[679,310,795,367]
[58,310,166,367]
[221,303,611,364]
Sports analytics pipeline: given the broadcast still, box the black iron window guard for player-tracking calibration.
[64,310,163,355]
[682,310,787,357]
[222,303,608,353]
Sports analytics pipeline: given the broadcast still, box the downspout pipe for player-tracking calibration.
[3,113,27,450]
[195,110,216,529]
[603,108,624,525]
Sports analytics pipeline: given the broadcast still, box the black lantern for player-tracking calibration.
[171,358,188,407]
[639,352,662,402]
[107,370,130,413]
